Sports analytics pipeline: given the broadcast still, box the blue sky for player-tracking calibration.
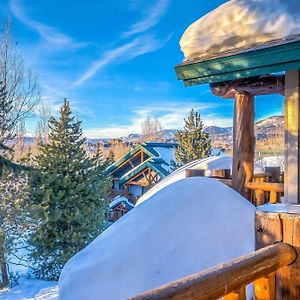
[0,0,284,138]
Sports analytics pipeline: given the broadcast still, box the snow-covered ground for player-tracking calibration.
[59,177,255,300]
[180,0,300,60]
[0,256,58,299]
[0,277,58,300]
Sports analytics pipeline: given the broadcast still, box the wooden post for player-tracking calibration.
[255,204,300,299]
[212,169,231,179]
[185,169,205,178]
[284,70,300,203]
[232,92,255,200]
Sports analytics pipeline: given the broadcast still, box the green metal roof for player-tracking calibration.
[119,158,170,185]
[175,35,300,86]
[105,142,177,175]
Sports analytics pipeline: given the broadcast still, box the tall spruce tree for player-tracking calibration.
[30,99,110,280]
[175,109,211,166]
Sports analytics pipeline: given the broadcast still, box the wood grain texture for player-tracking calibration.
[232,93,255,200]
[255,209,300,299]
[210,75,284,99]
[129,243,296,300]
[284,70,300,204]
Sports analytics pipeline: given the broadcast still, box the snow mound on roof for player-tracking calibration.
[180,0,300,60]
[58,177,255,300]
[136,156,264,206]
[257,155,284,172]
[109,196,134,209]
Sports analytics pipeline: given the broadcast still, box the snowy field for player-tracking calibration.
[0,259,58,300]
[0,277,58,300]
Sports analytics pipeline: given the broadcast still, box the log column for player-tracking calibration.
[232,92,255,199]
[284,70,300,203]
[210,76,284,201]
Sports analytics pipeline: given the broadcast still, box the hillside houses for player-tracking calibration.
[105,142,177,220]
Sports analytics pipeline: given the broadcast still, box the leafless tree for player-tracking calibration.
[141,115,163,141]
[0,20,39,288]
[0,20,39,153]
[35,100,51,144]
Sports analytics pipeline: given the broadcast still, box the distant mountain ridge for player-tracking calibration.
[24,115,284,146]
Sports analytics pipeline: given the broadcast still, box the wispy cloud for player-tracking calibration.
[73,34,171,87]
[9,0,85,49]
[122,0,170,37]
[82,100,232,138]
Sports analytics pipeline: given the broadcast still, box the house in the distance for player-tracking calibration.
[105,142,177,207]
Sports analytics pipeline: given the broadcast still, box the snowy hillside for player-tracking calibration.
[59,177,255,300]
[180,0,300,60]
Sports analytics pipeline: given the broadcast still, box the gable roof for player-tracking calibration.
[109,196,134,210]
[105,142,177,175]
[119,157,170,185]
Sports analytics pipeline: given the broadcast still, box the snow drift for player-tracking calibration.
[58,177,255,300]
[180,0,300,60]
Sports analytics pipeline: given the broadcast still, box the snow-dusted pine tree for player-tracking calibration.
[30,99,111,280]
[174,109,211,166]
[0,171,33,288]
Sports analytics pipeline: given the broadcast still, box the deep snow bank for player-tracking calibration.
[58,177,255,300]
[180,0,300,60]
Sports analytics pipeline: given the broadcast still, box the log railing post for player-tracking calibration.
[255,204,300,299]
[232,92,255,200]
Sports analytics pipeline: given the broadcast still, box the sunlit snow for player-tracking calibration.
[180,0,300,60]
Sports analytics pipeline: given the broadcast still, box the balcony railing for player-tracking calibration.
[129,243,297,300]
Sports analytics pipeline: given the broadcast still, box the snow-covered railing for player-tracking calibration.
[129,243,296,300]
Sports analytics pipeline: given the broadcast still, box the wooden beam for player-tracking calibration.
[185,169,205,178]
[210,75,284,99]
[232,92,255,199]
[284,70,300,203]
[129,243,296,300]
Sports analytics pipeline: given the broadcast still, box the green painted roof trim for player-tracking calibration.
[119,158,169,185]
[175,37,300,85]
[105,142,177,175]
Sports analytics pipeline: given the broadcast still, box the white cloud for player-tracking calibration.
[73,34,171,87]
[122,0,170,37]
[82,101,232,139]
[9,0,86,49]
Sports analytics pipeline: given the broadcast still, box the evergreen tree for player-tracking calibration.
[30,99,111,280]
[174,109,211,166]
[0,171,33,288]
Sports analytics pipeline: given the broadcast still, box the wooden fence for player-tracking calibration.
[129,243,297,300]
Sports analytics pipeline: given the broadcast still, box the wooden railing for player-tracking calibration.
[246,182,284,205]
[129,243,297,300]
[185,168,284,205]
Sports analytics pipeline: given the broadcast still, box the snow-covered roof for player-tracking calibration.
[180,0,300,60]
[109,196,134,210]
[257,155,284,172]
[106,142,177,176]
[58,177,255,300]
[119,157,169,185]
[136,155,265,206]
